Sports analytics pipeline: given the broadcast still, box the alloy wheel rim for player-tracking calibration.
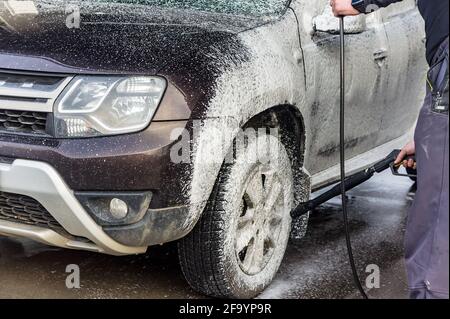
[235,164,285,276]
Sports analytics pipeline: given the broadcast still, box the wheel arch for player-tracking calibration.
[184,103,310,237]
[244,104,309,206]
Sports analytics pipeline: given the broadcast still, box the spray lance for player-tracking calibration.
[290,17,416,299]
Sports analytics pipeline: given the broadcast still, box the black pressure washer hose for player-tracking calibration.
[292,17,409,298]
[339,16,369,299]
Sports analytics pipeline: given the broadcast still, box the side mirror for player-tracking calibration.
[313,7,367,34]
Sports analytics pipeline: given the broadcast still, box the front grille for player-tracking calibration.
[0,191,67,236]
[0,71,70,138]
[0,73,64,92]
[0,109,49,136]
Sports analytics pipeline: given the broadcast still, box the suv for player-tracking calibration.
[0,0,426,298]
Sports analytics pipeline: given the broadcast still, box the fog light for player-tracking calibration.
[110,198,128,219]
[75,191,152,226]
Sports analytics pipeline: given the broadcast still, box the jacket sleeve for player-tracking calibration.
[354,0,404,13]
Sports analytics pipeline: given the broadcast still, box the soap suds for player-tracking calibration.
[185,9,308,233]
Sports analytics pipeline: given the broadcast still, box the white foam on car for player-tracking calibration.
[185,9,308,232]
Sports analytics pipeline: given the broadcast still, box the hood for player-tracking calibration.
[0,1,276,74]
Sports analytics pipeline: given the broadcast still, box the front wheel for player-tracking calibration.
[178,132,296,298]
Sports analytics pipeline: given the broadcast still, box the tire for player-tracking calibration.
[178,131,295,298]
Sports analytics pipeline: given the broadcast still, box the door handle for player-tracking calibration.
[373,49,388,66]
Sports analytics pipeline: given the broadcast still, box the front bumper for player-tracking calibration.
[0,159,147,255]
[0,120,190,209]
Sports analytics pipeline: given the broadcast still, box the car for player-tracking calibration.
[0,0,426,298]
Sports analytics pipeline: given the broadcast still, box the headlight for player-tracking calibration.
[54,76,166,138]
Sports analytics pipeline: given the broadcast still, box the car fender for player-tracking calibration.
[182,12,311,232]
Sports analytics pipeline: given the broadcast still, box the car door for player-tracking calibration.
[289,0,392,176]
[376,0,427,143]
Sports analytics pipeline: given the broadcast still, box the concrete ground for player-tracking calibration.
[0,170,414,299]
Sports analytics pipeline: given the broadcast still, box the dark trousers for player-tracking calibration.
[406,37,449,299]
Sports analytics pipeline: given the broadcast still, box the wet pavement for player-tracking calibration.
[0,170,414,299]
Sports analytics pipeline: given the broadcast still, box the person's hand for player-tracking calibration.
[395,141,416,169]
[330,0,360,17]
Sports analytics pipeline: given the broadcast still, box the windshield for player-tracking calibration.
[89,0,290,16]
